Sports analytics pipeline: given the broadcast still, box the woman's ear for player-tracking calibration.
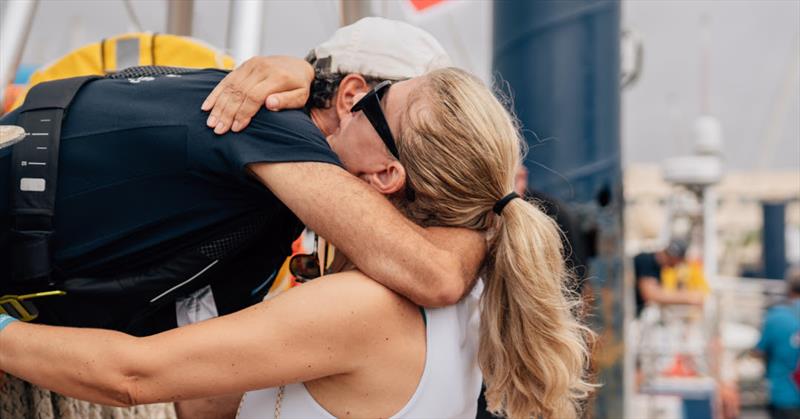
[363,160,407,196]
[335,74,371,121]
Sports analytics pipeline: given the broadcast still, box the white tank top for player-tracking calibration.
[237,282,483,419]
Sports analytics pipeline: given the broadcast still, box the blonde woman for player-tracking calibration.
[0,68,593,418]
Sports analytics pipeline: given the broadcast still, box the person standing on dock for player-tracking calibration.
[755,266,800,419]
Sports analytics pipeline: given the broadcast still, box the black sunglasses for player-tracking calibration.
[289,234,334,282]
[350,80,400,159]
[350,80,416,201]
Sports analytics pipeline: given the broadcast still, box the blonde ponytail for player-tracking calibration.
[396,67,595,418]
[481,198,593,418]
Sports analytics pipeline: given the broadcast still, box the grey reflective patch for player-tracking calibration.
[116,38,140,70]
[175,285,219,327]
[20,178,46,192]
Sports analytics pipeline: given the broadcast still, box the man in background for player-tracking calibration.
[633,238,704,317]
[755,266,800,419]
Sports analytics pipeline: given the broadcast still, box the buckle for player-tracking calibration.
[0,290,66,322]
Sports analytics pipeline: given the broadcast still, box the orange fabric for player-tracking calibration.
[3,84,24,113]
[663,354,697,377]
[409,0,446,12]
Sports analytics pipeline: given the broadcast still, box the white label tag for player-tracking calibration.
[20,177,46,192]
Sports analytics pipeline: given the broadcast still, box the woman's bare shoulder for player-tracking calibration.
[272,271,422,343]
[288,271,418,315]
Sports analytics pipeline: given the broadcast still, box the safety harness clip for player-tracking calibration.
[0,290,66,322]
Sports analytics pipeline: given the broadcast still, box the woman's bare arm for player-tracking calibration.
[0,273,406,407]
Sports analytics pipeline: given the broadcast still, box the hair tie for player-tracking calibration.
[493,192,520,215]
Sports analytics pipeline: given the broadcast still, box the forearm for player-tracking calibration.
[0,321,137,406]
[0,278,380,409]
[305,191,456,304]
[0,309,314,407]
[253,162,484,306]
[651,289,702,305]
[674,290,702,305]
[175,394,242,419]
[419,226,485,300]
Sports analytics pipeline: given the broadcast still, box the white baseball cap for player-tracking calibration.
[309,17,451,80]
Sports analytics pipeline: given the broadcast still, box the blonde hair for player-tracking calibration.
[397,68,595,418]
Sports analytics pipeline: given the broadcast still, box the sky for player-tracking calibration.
[622,0,800,171]
[2,0,798,170]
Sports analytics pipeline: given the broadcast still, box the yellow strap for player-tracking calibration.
[0,291,66,322]
[17,290,67,300]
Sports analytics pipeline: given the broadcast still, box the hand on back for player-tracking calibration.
[202,56,314,134]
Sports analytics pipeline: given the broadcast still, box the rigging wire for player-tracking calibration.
[121,0,144,32]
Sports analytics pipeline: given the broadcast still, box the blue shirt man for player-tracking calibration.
[756,267,800,417]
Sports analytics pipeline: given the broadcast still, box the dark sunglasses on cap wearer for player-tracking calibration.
[289,234,335,282]
[350,80,399,159]
[350,80,416,201]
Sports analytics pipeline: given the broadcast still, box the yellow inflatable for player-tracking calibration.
[9,32,235,111]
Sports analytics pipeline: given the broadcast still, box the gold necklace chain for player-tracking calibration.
[274,385,285,418]
[234,385,285,419]
[235,392,246,418]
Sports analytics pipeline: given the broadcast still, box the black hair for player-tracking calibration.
[304,51,388,112]
[664,238,689,259]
